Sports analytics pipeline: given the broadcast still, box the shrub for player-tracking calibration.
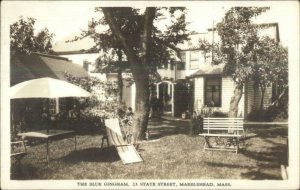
[247,106,288,122]
[265,105,288,121]
[212,111,228,118]
[189,107,229,135]
[189,114,203,135]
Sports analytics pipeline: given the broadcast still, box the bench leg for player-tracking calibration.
[203,137,210,151]
[74,135,77,151]
[236,137,239,154]
[46,140,50,166]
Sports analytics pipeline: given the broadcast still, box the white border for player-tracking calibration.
[1,1,299,189]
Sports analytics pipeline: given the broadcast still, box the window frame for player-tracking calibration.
[190,50,199,69]
[204,76,222,107]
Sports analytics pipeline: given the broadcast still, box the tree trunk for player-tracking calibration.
[132,69,150,142]
[228,84,243,117]
[117,67,123,103]
[259,84,266,112]
[117,49,123,102]
[102,7,156,143]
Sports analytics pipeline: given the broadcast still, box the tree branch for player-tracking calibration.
[141,7,156,65]
[271,87,287,106]
[102,8,139,64]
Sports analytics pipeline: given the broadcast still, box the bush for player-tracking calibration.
[189,107,229,135]
[265,105,288,121]
[247,106,288,122]
[189,115,203,135]
[212,111,228,118]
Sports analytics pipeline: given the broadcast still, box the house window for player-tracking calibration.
[205,77,221,107]
[178,51,186,70]
[170,62,174,70]
[163,62,168,69]
[190,51,199,69]
[177,62,185,70]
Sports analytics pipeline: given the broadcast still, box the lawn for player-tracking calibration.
[11,117,288,180]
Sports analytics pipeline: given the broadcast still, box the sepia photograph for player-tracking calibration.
[1,0,299,189]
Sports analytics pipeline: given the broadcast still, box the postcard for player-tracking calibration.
[1,1,299,189]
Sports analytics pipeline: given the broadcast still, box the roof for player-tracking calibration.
[52,32,96,54]
[11,52,89,86]
[189,64,224,78]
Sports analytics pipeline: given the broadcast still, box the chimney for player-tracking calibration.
[88,18,95,33]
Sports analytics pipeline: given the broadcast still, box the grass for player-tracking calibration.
[11,117,288,180]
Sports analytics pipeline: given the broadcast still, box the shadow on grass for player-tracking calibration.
[241,126,288,165]
[240,170,281,180]
[59,147,120,164]
[239,126,287,180]
[245,124,288,139]
[241,147,287,164]
[202,124,287,180]
[11,161,40,180]
[204,162,255,170]
[148,118,190,140]
[205,157,282,180]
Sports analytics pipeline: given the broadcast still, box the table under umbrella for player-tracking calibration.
[10,77,91,165]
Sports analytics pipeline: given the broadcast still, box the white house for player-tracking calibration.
[53,22,280,118]
[156,23,280,118]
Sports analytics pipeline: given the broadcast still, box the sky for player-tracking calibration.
[2,1,299,46]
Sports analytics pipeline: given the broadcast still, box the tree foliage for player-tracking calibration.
[251,36,288,110]
[215,7,270,85]
[106,7,189,141]
[252,36,288,89]
[199,7,288,115]
[71,7,189,75]
[10,17,55,54]
[64,72,120,118]
[70,7,190,141]
[199,7,276,117]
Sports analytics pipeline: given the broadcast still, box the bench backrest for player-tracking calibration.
[203,117,244,134]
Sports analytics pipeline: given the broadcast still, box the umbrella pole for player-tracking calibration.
[47,99,51,134]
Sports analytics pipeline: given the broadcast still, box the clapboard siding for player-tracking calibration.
[246,81,255,115]
[253,85,273,110]
[194,77,204,113]
[193,76,245,117]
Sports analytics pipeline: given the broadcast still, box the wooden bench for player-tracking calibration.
[199,117,246,154]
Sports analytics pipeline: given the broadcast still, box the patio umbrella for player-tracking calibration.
[10,77,91,99]
[10,77,91,133]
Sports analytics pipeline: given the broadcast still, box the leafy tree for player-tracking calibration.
[77,7,189,141]
[10,17,54,54]
[199,7,288,116]
[251,36,288,110]
[93,50,127,102]
[200,7,270,117]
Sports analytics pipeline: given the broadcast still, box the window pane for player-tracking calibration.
[190,51,199,69]
[179,52,186,62]
[205,77,221,107]
[170,63,174,70]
